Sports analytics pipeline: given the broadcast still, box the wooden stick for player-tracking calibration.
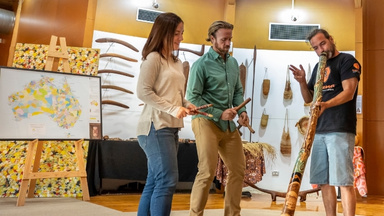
[95,38,139,52]
[250,45,257,142]
[196,110,213,118]
[100,53,138,63]
[235,98,254,133]
[194,104,213,111]
[237,120,255,134]
[237,124,243,136]
[245,122,255,134]
[234,97,251,111]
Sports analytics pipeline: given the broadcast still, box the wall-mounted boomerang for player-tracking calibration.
[98,69,134,78]
[101,100,129,109]
[179,44,205,56]
[183,61,189,94]
[101,85,133,94]
[239,63,246,96]
[100,53,138,63]
[95,38,139,52]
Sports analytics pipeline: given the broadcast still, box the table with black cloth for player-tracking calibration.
[86,140,198,196]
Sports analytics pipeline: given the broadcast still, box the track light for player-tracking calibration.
[152,0,159,9]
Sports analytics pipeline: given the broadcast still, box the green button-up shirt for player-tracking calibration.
[186,47,246,132]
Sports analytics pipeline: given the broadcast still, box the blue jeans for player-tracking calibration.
[137,123,179,216]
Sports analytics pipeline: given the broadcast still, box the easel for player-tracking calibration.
[16,139,90,206]
[14,36,90,206]
[44,35,70,72]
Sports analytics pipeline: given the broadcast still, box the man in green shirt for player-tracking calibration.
[186,20,249,216]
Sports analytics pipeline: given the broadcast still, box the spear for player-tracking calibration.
[249,45,257,142]
[281,52,327,216]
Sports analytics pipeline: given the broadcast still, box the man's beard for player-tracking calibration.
[326,43,336,59]
[214,41,230,55]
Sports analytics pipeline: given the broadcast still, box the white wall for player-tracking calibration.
[92,30,354,192]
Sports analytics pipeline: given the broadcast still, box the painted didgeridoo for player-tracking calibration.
[281,52,327,216]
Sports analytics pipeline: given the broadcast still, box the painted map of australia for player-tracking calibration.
[8,76,82,129]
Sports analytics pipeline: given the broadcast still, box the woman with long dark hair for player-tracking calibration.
[136,12,196,215]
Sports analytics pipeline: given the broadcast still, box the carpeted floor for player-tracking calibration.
[0,198,124,216]
[0,197,344,216]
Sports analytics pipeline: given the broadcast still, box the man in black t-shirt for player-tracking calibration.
[289,28,361,216]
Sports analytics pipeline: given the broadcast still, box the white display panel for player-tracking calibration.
[0,67,102,140]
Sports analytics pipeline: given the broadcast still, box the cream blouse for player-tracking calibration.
[136,52,192,136]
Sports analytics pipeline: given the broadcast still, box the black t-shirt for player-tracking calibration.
[308,53,361,134]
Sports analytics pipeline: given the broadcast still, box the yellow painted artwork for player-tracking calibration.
[0,140,89,197]
[12,43,100,76]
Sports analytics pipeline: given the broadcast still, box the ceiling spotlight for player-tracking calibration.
[291,15,297,22]
[291,0,298,22]
[152,1,159,9]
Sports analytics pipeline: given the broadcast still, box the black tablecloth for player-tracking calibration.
[86,140,198,196]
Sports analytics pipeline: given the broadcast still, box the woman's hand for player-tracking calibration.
[176,107,190,119]
[186,104,198,115]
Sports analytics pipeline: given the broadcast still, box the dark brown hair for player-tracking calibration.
[306,28,331,41]
[142,12,183,62]
[206,21,233,42]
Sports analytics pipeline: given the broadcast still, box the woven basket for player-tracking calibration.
[280,131,291,155]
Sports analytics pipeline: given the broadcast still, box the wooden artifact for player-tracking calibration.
[249,46,257,140]
[95,37,139,52]
[102,100,129,109]
[100,53,138,63]
[191,103,214,118]
[98,69,134,78]
[281,52,327,216]
[183,61,190,94]
[244,180,319,202]
[239,63,247,95]
[234,98,255,134]
[101,85,133,94]
[194,104,213,110]
[179,44,205,56]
